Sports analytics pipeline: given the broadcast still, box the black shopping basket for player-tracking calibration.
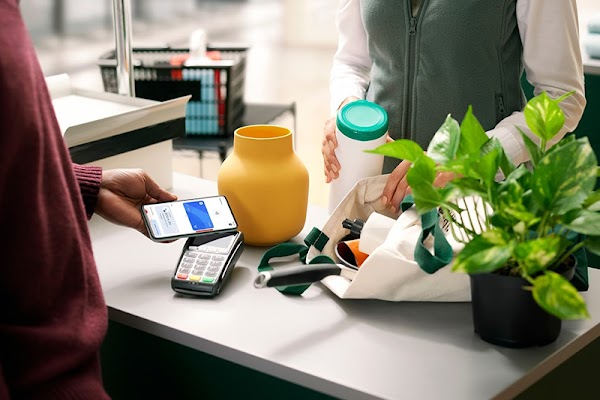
[98,45,248,137]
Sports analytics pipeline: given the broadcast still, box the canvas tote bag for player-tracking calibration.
[257,175,472,302]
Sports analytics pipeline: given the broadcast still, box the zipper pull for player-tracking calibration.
[496,93,506,117]
[409,17,417,35]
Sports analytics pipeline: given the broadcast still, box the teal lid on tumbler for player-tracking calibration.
[336,100,388,141]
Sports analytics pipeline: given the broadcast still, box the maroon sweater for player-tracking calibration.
[0,1,109,399]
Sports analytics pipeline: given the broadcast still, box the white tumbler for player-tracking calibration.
[328,100,388,214]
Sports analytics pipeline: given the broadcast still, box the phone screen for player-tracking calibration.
[142,196,237,240]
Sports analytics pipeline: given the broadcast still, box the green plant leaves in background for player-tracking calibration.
[452,230,513,274]
[513,236,564,276]
[458,105,489,157]
[471,139,502,187]
[584,235,600,256]
[563,208,600,235]
[406,153,436,185]
[524,91,568,143]
[519,127,543,166]
[532,271,590,320]
[445,177,488,200]
[531,138,597,214]
[493,178,539,229]
[364,90,596,321]
[583,190,600,211]
[364,139,424,162]
[407,156,440,212]
[426,114,460,166]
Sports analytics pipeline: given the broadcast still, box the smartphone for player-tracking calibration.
[141,195,238,242]
[172,230,244,296]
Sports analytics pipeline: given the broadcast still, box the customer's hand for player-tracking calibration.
[321,96,360,183]
[381,161,456,214]
[96,168,177,238]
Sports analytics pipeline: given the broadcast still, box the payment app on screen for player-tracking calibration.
[143,196,237,240]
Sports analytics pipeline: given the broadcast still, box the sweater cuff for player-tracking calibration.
[72,164,102,220]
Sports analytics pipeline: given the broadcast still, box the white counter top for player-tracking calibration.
[89,173,600,400]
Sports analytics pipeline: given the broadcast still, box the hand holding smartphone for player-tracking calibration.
[141,195,238,242]
[141,195,242,297]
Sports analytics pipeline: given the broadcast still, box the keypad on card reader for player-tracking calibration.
[175,244,229,284]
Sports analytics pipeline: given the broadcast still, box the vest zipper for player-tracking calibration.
[495,92,506,121]
[409,17,417,35]
[404,15,418,140]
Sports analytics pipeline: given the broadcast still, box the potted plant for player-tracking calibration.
[368,92,599,347]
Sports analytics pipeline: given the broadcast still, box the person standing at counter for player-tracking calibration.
[0,1,177,398]
[322,0,586,213]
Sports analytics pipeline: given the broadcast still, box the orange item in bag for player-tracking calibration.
[336,239,369,268]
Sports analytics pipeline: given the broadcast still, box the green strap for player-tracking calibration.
[258,228,335,295]
[258,197,454,296]
[401,195,453,274]
[305,227,329,251]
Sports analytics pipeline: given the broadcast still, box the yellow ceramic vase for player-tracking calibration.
[217,125,309,246]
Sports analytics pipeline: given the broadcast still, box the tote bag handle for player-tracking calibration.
[257,195,453,295]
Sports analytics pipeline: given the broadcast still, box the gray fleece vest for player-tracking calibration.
[361,0,525,172]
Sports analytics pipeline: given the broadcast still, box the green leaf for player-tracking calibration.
[584,235,600,256]
[365,139,424,162]
[458,105,489,156]
[513,221,527,236]
[444,178,488,199]
[524,91,566,142]
[497,145,515,180]
[518,127,542,167]
[532,271,590,320]
[503,163,530,183]
[426,114,461,166]
[471,139,501,187]
[555,90,575,104]
[495,208,539,231]
[583,190,600,211]
[452,230,513,274]
[493,178,538,229]
[548,133,577,151]
[406,153,436,186]
[562,208,600,236]
[410,182,443,213]
[531,138,597,214]
[513,236,565,276]
[407,156,441,212]
[502,209,539,228]
[496,177,523,213]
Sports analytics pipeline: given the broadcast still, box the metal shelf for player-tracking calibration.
[172,102,297,164]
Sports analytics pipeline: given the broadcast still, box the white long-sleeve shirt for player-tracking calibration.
[330,0,587,165]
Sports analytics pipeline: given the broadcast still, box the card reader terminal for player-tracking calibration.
[171,230,244,297]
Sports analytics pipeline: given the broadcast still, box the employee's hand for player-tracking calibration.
[381,160,412,214]
[381,161,456,214]
[321,96,360,183]
[96,168,177,237]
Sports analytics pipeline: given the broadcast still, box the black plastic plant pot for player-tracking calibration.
[469,273,561,348]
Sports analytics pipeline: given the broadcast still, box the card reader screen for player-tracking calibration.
[144,196,236,239]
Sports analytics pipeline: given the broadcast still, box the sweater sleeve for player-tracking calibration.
[329,0,372,116]
[72,164,102,220]
[488,0,586,165]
